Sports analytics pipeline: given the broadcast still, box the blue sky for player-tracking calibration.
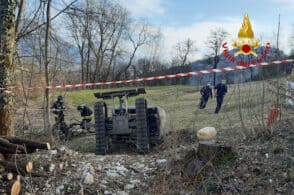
[126,0,292,27]
[120,0,294,60]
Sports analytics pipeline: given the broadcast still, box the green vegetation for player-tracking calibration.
[63,85,196,107]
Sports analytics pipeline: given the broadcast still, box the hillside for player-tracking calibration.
[190,47,289,85]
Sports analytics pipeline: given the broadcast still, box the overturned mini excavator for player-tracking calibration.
[93,88,165,155]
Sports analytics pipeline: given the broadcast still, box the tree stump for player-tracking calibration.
[182,149,205,178]
[197,142,236,164]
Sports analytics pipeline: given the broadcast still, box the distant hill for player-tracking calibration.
[189,46,288,85]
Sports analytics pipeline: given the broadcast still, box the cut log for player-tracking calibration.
[11,176,21,195]
[0,176,21,195]
[0,172,14,181]
[0,138,26,154]
[4,137,51,152]
[6,172,13,180]
[197,142,236,164]
[25,161,33,173]
[0,160,33,175]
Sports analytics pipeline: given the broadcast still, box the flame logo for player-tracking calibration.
[238,14,254,39]
[233,14,260,57]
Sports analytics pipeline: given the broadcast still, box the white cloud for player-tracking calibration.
[272,0,294,8]
[160,17,292,61]
[120,0,166,18]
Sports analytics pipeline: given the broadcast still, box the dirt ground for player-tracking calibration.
[10,120,292,194]
[147,120,294,194]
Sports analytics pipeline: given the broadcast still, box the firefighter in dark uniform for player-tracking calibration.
[214,80,228,113]
[77,104,93,130]
[52,95,65,122]
[199,83,213,109]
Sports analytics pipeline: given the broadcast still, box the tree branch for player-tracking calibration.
[16,0,78,41]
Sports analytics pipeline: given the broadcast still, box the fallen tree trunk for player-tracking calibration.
[4,137,51,152]
[0,138,26,154]
[0,160,33,175]
[0,137,50,154]
[0,145,24,154]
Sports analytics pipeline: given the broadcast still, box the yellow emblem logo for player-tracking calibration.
[232,14,260,57]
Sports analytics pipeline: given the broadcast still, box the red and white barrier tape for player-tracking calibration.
[1,59,293,92]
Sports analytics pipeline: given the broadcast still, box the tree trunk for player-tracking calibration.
[80,49,84,83]
[86,36,91,83]
[14,0,24,37]
[0,0,17,136]
[213,52,219,86]
[44,0,51,135]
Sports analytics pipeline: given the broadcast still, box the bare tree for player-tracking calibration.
[16,0,77,42]
[0,0,17,136]
[173,38,196,66]
[115,20,156,80]
[206,28,229,85]
[67,0,129,82]
[102,6,128,81]
[144,28,163,73]
[290,26,294,56]
[134,31,163,78]
[66,1,92,83]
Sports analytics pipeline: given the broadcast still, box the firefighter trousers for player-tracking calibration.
[215,95,224,113]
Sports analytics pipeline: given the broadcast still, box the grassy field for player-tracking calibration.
[19,79,293,152]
